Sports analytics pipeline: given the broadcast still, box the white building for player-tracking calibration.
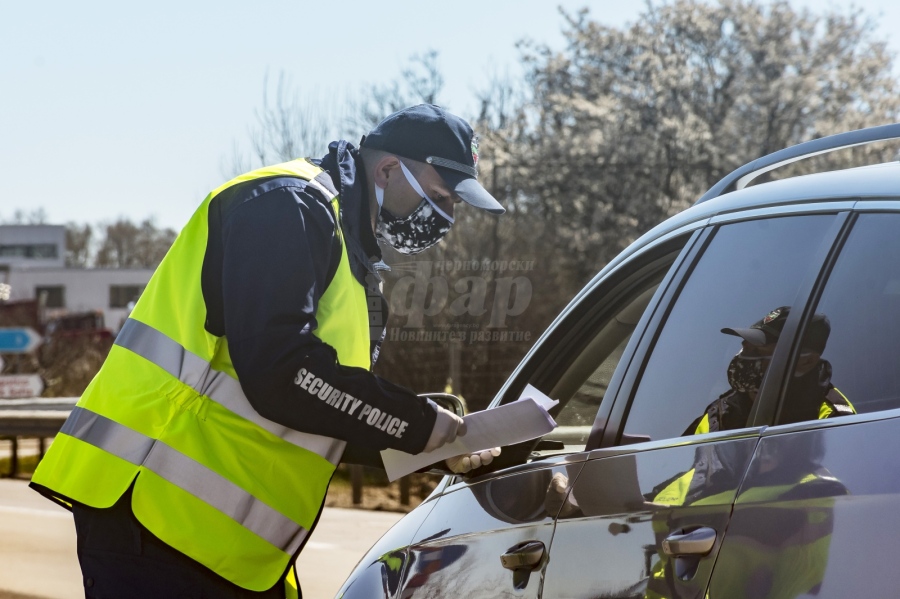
[0,225,155,332]
[0,224,66,269]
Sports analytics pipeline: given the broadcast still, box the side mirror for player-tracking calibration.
[418,392,467,417]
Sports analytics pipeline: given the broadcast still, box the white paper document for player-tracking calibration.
[517,383,559,411]
[381,394,558,482]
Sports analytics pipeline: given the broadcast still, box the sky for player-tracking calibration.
[2,0,899,231]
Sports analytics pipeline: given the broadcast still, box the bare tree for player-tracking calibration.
[350,50,446,131]
[226,50,448,180]
[65,223,93,267]
[3,208,49,225]
[222,72,359,177]
[95,218,176,269]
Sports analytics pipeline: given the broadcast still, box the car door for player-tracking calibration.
[391,234,695,599]
[542,210,847,599]
[708,209,900,598]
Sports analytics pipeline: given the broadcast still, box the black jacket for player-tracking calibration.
[200,140,436,461]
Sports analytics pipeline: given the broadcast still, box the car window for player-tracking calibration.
[777,213,900,424]
[622,215,837,443]
[526,254,677,456]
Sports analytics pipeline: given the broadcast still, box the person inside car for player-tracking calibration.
[685,306,855,435]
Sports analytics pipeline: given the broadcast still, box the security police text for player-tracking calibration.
[293,368,409,439]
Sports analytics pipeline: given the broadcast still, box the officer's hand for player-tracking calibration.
[445,448,501,474]
[423,404,467,453]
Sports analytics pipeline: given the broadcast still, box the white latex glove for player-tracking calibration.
[423,402,467,453]
[445,447,501,474]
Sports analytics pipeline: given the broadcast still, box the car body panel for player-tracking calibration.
[395,457,586,598]
[709,413,900,598]
[544,435,758,599]
[335,497,442,599]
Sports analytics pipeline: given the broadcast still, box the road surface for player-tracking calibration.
[0,479,403,599]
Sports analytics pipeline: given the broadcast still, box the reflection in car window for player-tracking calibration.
[779,213,900,422]
[623,216,836,443]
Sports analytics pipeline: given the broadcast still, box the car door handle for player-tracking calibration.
[500,540,545,570]
[662,527,717,557]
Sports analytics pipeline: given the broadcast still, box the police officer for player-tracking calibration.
[686,306,854,435]
[30,105,504,598]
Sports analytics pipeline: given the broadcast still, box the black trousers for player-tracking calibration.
[72,486,289,599]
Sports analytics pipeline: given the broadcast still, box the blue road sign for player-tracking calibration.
[0,327,43,353]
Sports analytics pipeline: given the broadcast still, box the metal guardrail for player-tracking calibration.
[0,397,76,435]
[0,397,76,477]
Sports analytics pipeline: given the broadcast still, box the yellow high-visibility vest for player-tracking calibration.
[32,159,370,591]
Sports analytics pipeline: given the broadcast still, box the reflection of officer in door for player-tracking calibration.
[644,307,856,599]
[706,431,849,599]
[685,306,855,436]
[643,440,755,599]
[644,431,849,599]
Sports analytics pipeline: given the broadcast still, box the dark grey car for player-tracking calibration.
[335,125,900,599]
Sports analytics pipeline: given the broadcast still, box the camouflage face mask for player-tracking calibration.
[375,162,454,255]
[727,352,771,394]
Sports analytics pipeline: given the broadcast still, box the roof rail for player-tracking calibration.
[695,123,900,205]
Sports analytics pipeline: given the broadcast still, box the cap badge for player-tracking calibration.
[471,137,479,167]
[763,309,781,324]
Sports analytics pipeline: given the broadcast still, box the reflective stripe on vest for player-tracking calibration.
[61,406,309,554]
[116,318,344,465]
[818,388,856,419]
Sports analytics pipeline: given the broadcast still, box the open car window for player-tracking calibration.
[516,243,687,459]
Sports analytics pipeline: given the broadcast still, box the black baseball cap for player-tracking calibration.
[721,306,831,353]
[360,104,505,214]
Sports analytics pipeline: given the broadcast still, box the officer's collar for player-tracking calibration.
[320,141,378,256]
[318,140,384,275]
